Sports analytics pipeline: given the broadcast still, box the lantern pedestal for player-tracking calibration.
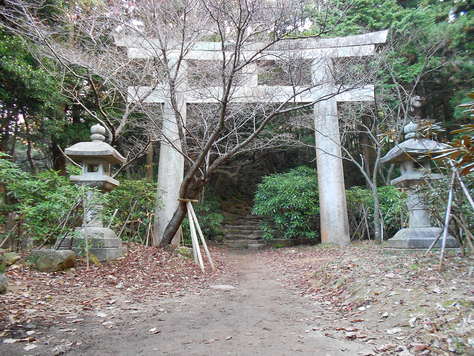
[384,227,459,250]
[58,228,123,261]
[60,227,124,261]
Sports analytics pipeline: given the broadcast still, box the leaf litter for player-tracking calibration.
[1,243,227,347]
[258,242,474,355]
[1,241,473,355]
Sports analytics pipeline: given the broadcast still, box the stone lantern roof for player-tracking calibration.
[380,122,450,164]
[65,124,126,165]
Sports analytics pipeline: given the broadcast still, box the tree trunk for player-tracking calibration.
[158,173,206,247]
[371,183,382,242]
[23,114,37,174]
[159,201,187,246]
[51,143,67,175]
[360,131,374,186]
[371,148,383,243]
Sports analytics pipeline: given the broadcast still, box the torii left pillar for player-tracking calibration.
[313,58,350,245]
[153,96,186,246]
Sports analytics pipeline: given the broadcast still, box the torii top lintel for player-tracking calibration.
[116,30,388,57]
[118,30,388,104]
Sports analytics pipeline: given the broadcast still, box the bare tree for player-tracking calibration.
[3,0,379,246]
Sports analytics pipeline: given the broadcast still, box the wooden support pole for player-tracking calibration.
[107,209,119,228]
[439,171,456,268]
[187,202,216,271]
[178,198,199,203]
[454,169,474,212]
[145,213,153,246]
[186,202,205,272]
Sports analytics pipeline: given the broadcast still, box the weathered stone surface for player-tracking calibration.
[154,98,185,245]
[65,124,125,165]
[28,249,76,272]
[1,251,21,266]
[313,58,350,246]
[248,243,266,250]
[0,273,7,294]
[57,227,123,262]
[384,227,459,249]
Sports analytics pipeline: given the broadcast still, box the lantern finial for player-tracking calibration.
[90,124,106,142]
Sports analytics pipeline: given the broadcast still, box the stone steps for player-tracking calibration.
[223,239,252,248]
[224,234,262,241]
[223,226,263,233]
[221,213,266,249]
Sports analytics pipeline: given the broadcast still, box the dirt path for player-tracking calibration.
[10,250,372,356]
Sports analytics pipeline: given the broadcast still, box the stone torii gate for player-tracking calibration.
[116,30,388,246]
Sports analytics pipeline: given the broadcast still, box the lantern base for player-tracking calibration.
[57,227,123,261]
[383,227,460,250]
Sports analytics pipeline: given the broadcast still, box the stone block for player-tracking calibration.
[265,239,294,248]
[0,251,21,266]
[248,243,266,249]
[384,227,460,249]
[86,247,124,261]
[28,249,76,272]
[0,273,7,294]
[56,227,123,262]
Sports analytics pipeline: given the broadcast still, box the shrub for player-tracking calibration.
[0,156,81,244]
[103,179,157,243]
[346,185,407,240]
[419,173,473,248]
[252,166,319,240]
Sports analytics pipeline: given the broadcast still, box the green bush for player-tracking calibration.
[346,185,407,240]
[0,156,81,243]
[252,166,319,240]
[103,179,157,243]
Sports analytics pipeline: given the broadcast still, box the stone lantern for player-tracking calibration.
[58,124,126,261]
[380,122,459,251]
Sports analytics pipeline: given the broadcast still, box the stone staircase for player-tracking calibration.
[222,214,266,249]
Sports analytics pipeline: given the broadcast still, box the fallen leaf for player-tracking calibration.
[411,343,429,352]
[345,332,357,339]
